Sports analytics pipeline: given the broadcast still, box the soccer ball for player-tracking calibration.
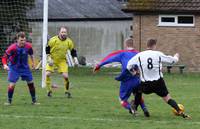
[172,104,184,115]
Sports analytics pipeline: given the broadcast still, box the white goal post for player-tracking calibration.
[41,0,48,88]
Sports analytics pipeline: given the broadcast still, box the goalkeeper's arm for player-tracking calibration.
[71,48,79,65]
[46,45,50,55]
[46,45,53,66]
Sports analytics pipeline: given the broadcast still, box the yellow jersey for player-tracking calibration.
[48,36,74,62]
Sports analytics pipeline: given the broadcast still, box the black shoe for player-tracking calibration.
[47,91,52,97]
[65,92,71,98]
[143,108,150,117]
[180,112,191,119]
[129,109,133,114]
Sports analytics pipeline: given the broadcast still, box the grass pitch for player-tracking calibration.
[0,67,200,129]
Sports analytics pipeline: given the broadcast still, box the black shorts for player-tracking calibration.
[140,78,169,97]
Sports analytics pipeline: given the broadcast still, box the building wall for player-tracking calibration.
[29,20,132,65]
[133,14,200,72]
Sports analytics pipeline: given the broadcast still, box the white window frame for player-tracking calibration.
[158,15,195,27]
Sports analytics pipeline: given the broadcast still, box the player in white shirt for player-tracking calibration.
[127,39,191,119]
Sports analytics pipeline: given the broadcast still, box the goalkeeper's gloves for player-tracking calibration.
[47,54,54,66]
[74,57,79,66]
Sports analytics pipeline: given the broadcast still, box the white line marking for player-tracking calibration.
[0,114,199,125]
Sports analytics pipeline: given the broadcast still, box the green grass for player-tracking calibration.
[0,67,200,129]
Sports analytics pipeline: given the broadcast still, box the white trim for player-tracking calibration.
[1,114,199,124]
[158,15,195,27]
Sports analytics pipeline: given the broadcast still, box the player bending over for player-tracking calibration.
[2,32,39,105]
[93,38,150,117]
[45,26,78,98]
[127,39,191,119]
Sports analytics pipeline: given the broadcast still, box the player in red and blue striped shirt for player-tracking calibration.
[93,38,149,117]
[2,32,39,105]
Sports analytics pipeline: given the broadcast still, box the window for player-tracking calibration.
[117,0,128,2]
[161,17,175,23]
[178,16,193,24]
[158,15,194,27]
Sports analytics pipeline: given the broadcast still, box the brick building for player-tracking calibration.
[123,0,200,72]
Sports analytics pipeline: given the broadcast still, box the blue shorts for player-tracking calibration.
[119,77,140,101]
[8,67,33,83]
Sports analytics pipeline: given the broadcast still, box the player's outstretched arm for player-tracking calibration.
[160,52,179,64]
[93,50,123,74]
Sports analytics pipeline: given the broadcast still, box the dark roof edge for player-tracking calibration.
[122,9,200,15]
[27,17,133,22]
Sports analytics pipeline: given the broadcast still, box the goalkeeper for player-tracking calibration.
[45,26,78,98]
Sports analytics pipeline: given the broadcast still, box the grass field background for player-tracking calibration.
[0,67,200,129]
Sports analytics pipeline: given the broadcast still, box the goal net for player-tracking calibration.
[0,0,132,88]
[0,0,48,87]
